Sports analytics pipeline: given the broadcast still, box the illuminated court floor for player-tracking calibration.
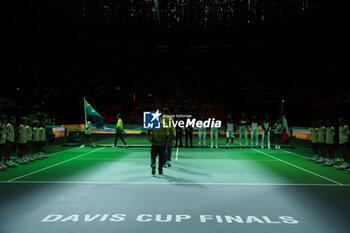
[1,145,350,233]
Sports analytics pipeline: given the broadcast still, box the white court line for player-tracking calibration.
[281,149,342,168]
[11,145,80,159]
[98,136,134,145]
[75,157,276,162]
[10,134,121,159]
[9,146,79,164]
[281,149,310,160]
[40,146,80,157]
[1,180,350,187]
[175,147,179,160]
[252,149,343,185]
[6,148,105,183]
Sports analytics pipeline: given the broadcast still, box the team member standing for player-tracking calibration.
[32,120,41,159]
[185,122,193,148]
[239,113,249,148]
[198,116,207,148]
[0,115,8,170]
[25,119,34,162]
[310,121,319,161]
[210,116,219,148]
[113,114,127,148]
[250,114,259,148]
[80,119,96,148]
[175,124,183,148]
[338,118,350,170]
[39,121,47,158]
[261,114,271,149]
[4,116,16,167]
[325,119,335,166]
[162,108,175,168]
[17,117,28,164]
[274,119,282,149]
[225,115,235,148]
[147,113,170,175]
[316,120,327,163]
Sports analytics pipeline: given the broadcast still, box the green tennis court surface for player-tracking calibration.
[1,140,350,233]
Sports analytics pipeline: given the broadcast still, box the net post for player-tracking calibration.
[63,127,68,146]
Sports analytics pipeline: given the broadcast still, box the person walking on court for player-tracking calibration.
[147,113,170,175]
[185,122,193,148]
[163,108,176,168]
[113,114,127,148]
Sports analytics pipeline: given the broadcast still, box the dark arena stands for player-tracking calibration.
[1,1,350,233]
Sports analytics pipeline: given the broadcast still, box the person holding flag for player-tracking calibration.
[80,98,103,148]
[80,118,96,148]
[113,114,127,149]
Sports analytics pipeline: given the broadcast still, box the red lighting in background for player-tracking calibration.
[181,66,193,70]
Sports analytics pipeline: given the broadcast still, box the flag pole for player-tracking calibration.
[280,99,284,121]
[84,97,87,128]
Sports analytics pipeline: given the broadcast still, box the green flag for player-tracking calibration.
[84,98,104,129]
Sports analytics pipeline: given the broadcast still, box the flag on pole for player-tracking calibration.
[280,100,289,143]
[84,98,104,129]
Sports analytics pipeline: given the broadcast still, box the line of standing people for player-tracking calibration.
[310,118,350,169]
[0,115,48,170]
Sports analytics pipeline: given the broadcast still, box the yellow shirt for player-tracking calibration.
[116,118,123,132]
[162,114,176,138]
[148,115,170,146]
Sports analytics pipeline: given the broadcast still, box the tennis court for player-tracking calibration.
[1,136,350,233]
